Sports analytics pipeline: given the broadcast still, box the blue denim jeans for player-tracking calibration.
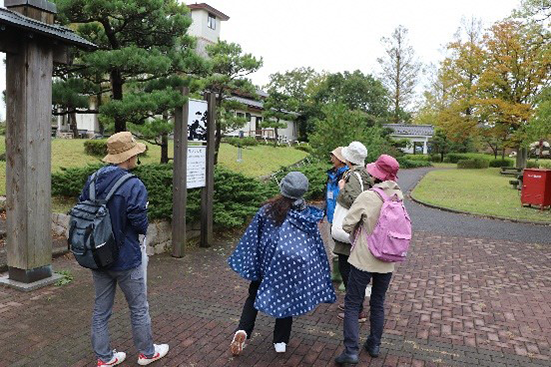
[91,259,155,362]
[343,266,392,356]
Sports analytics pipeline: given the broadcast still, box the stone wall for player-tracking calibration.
[51,213,182,255]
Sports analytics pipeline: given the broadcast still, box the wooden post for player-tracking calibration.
[5,0,54,283]
[200,93,215,248]
[172,87,189,258]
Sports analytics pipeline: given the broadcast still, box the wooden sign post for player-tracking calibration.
[200,93,216,248]
[171,87,189,258]
[0,0,95,290]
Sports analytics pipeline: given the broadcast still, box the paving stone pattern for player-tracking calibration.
[0,229,550,367]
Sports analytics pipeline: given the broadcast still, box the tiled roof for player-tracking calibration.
[229,95,264,109]
[188,3,229,21]
[0,7,96,49]
[383,124,434,137]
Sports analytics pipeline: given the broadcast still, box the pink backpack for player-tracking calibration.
[366,187,412,262]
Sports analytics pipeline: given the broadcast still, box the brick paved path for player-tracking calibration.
[0,230,550,367]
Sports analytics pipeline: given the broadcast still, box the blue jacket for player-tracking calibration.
[326,166,348,223]
[228,204,336,318]
[79,165,148,271]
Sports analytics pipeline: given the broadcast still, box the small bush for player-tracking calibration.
[84,140,108,157]
[270,159,331,201]
[445,153,470,163]
[489,159,513,167]
[294,144,313,154]
[537,161,551,169]
[222,137,258,147]
[430,154,442,163]
[405,155,430,161]
[396,157,432,169]
[526,161,540,168]
[457,159,489,169]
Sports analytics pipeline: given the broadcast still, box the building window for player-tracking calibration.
[207,13,216,30]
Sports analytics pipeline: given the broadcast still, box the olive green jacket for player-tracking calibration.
[333,165,374,256]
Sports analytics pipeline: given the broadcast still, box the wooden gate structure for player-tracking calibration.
[0,0,95,290]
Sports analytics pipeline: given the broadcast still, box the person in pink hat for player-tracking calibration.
[335,154,403,365]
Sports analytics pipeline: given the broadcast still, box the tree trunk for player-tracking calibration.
[440,152,444,162]
[110,69,125,132]
[515,147,528,169]
[160,132,169,164]
[69,110,79,138]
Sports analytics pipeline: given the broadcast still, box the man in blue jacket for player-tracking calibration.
[80,132,168,366]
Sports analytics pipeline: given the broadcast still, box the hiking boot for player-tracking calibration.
[337,312,367,323]
[97,351,126,366]
[273,342,286,353]
[334,352,359,365]
[230,330,247,356]
[138,344,169,365]
[364,340,380,358]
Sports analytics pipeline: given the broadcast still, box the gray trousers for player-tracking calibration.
[91,255,154,362]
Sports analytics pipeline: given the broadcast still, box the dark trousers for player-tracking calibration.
[343,266,392,356]
[338,254,364,313]
[237,281,293,344]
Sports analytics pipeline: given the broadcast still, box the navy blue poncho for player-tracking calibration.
[228,204,336,318]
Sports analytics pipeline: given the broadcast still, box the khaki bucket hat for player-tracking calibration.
[102,131,146,164]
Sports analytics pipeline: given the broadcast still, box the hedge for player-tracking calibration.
[221,136,259,147]
[52,163,277,228]
[396,157,432,169]
[84,140,108,157]
[489,159,513,167]
[457,158,489,169]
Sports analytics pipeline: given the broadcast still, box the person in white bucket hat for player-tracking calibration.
[332,141,374,322]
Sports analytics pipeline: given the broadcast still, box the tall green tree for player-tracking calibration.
[377,25,422,123]
[201,41,263,164]
[53,0,203,137]
[265,67,323,140]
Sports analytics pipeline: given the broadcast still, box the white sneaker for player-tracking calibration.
[230,330,247,356]
[97,351,126,366]
[274,342,287,353]
[138,344,169,365]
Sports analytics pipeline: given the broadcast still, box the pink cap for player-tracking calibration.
[366,154,399,181]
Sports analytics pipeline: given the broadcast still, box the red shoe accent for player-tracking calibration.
[139,353,160,360]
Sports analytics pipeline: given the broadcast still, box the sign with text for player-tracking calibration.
[188,99,208,141]
[187,146,206,189]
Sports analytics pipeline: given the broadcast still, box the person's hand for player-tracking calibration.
[338,179,345,190]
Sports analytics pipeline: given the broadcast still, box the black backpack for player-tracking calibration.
[68,172,135,269]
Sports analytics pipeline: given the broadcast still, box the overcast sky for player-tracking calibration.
[0,0,521,119]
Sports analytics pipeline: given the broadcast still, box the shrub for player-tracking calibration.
[52,163,276,228]
[526,161,540,168]
[270,159,331,201]
[445,153,470,163]
[430,154,442,163]
[457,159,489,169]
[489,159,513,167]
[396,157,433,169]
[222,136,258,147]
[294,144,313,154]
[405,155,430,161]
[537,161,551,169]
[84,140,108,157]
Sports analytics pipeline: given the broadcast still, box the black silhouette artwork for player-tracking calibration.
[188,110,207,141]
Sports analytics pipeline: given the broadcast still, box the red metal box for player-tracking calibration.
[521,168,551,208]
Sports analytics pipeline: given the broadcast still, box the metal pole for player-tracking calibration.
[171,87,189,257]
[200,92,215,248]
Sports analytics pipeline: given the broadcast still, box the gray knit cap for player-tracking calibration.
[279,171,309,199]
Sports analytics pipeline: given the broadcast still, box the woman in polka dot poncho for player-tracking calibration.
[228,172,336,355]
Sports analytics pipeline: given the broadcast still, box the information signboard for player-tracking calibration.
[188,99,208,141]
[187,146,206,189]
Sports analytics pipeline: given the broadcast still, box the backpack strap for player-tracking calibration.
[104,173,136,202]
[89,171,99,201]
[371,186,390,202]
[353,171,365,192]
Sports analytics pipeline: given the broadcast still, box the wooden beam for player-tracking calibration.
[6,38,53,282]
[172,87,189,258]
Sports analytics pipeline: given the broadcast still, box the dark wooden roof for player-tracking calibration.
[188,3,229,21]
[383,124,434,137]
[0,7,96,49]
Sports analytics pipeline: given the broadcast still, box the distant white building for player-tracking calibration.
[226,91,299,143]
[187,3,230,57]
[383,124,434,154]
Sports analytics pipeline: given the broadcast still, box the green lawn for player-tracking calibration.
[412,168,551,223]
[0,138,308,197]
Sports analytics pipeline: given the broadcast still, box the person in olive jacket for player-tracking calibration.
[333,141,374,322]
